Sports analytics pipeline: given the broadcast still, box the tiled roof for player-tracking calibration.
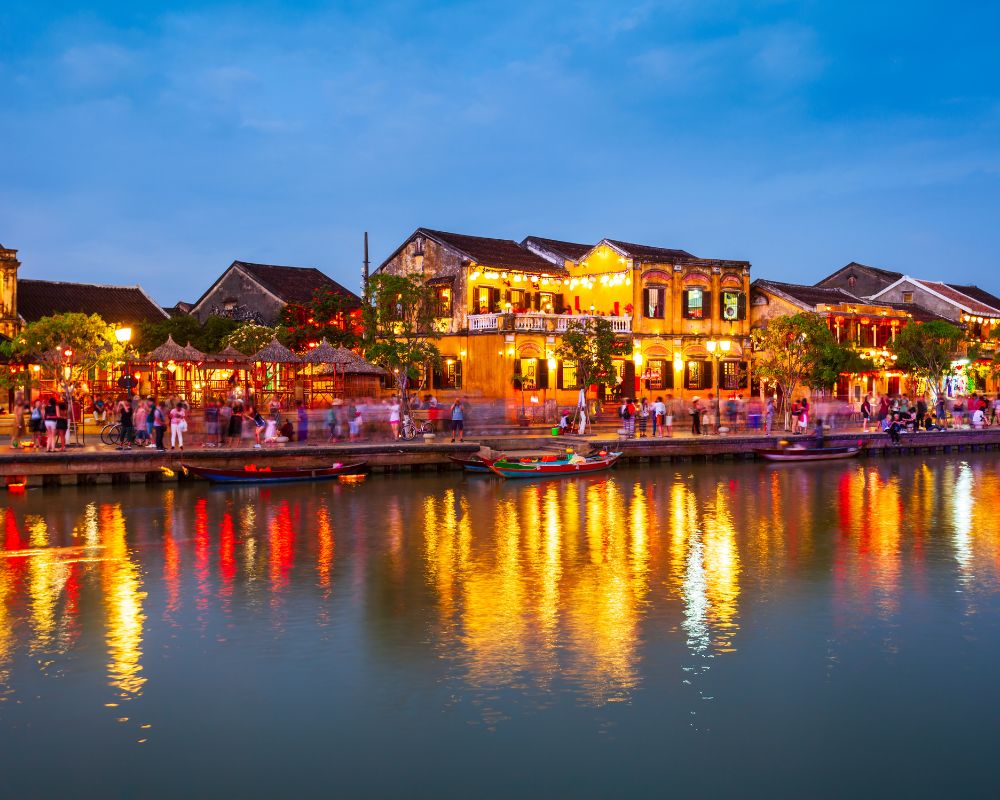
[945,284,1000,314]
[753,279,862,308]
[522,236,594,262]
[816,261,903,286]
[604,239,696,263]
[915,280,1000,316]
[420,229,566,274]
[17,279,168,325]
[234,262,361,307]
[876,302,953,323]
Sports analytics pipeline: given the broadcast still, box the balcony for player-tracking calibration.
[467,312,632,335]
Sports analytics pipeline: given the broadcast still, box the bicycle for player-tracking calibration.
[400,414,434,440]
[100,422,123,446]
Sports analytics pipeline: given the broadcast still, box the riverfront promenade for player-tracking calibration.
[2,425,999,488]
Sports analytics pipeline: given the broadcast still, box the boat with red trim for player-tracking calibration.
[182,461,368,484]
[485,451,622,479]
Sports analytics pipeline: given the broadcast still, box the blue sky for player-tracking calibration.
[2,1,999,304]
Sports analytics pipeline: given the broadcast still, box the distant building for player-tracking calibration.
[0,245,20,337]
[189,260,361,325]
[17,279,169,328]
[815,262,903,298]
[751,279,948,400]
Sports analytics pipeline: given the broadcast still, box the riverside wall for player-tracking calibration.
[1,428,999,489]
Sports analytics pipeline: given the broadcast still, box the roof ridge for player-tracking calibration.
[19,278,147,290]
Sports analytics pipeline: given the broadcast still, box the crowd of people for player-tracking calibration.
[6,388,1000,450]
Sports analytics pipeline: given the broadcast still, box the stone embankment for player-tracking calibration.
[1,428,999,489]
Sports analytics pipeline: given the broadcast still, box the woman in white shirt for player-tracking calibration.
[389,400,401,439]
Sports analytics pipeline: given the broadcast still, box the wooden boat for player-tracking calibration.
[486,451,622,479]
[183,461,368,484]
[755,445,862,462]
[447,455,493,473]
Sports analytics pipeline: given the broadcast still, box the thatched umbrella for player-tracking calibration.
[214,345,249,362]
[251,338,302,406]
[182,341,206,362]
[146,334,188,363]
[252,338,302,364]
[299,338,341,365]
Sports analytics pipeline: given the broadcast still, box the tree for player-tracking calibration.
[222,323,281,355]
[364,273,441,413]
[278,289,362,351]
[554,317,631,433]
[890,320,965,402]
[751,312,855,429]
[5,313,125,401]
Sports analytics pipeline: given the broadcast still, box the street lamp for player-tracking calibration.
[705,338,731,434]
[115,326,136,397]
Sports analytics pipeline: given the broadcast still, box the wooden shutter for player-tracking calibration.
[557,361,564,389]
[664,363,674,389]
[455,360,463,390]
[554,294,564,314]
[701,291,711,320]
[738,361,748,389]
[737,292,747,321]
[623,360,636,395]
[533,291,542,311]
[537,358,549,389]
[642,287,651,318]
[681,289,690,319]
[702,362,713,390]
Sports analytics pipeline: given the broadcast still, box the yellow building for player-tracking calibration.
[375,229,752,414]
[0,245,19,338]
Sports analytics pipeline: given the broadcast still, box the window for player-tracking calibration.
[434,359,462,389]
[644,359,673,390]
[436,288,452,317]
[686,361,710,390]
[721,291,745,321]
[559,360,578,390]
[517,358,537,390]
[508,289,526,312]
[683,288,709,320]
[720,361,741,391]
[643,286,666,319]
[475,286,500,313]
[902,291,913,303]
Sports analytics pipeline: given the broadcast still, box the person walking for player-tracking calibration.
[388,398,401,439]
[246,404,266,448]
[651,395,665,437]
[664,394,675,438]
[55,401,69,451]
[450,397,465,442]
[153,401,167,451]
[347,401,361,441]
[637,398,650,437]
[29,399,44,449]
[690,396,702,436]
[116,397,134,450]
[227,400,244,447]
[296,400,308,443]
[203,399,219,448]
[765,395,775,436]
[169,401,187,450]
[133,396,148,447]
[218,400,232,448]
[9,391,25,449]
[43,397,58,452]
[861,394,872,432]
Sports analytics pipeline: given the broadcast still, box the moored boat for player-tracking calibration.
[755,445,862,462]
[485,451,622,479]
[447,455,493,473]
[183,461,368,484]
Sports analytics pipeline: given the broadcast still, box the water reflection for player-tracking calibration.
[1,455,1000,730]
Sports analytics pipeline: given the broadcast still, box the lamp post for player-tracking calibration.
[115,326,135,397]
[705,338,731,434]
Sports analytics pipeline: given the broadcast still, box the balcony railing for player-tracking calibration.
[467,312,632,334]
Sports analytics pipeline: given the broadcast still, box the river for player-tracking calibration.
[2,456,999,798]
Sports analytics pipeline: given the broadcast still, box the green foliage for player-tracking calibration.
[751,313,854,413]
[4,313,121,390]
[222,323,281,355]
[363,273,441,409]
[278,289,361,351]
[554,318,631,399]
[890,320,965,399]
[136,314,240,354]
